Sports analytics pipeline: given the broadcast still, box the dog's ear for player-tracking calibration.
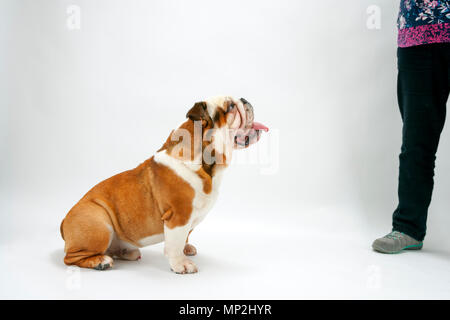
[186,102,208,121]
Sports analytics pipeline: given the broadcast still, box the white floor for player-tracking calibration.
[1,205,450,300]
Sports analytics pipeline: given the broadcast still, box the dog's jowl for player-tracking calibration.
[60,96,268,273]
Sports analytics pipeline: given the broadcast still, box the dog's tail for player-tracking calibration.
[60,219,65,240]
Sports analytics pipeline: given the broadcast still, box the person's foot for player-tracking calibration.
[372,231,423,254]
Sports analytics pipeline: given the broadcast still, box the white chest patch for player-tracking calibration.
[153,151,223,229]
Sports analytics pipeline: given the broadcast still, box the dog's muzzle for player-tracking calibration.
[234,98,268,147]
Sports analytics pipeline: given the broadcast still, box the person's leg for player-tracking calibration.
[392,43,450,242]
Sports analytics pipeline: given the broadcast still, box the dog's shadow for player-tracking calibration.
[49,248,66,269]
[49,246,247,275]
[49,247,169,273]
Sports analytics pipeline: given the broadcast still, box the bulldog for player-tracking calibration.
[60,96,268,273]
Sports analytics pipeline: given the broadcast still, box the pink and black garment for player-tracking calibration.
[398,0,450,47]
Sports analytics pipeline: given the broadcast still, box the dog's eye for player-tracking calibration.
[227,103,235,112]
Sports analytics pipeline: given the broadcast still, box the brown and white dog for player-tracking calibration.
[60,96,268,273]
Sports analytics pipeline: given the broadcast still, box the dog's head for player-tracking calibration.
[186,96,268,148]
[160,96,268,169]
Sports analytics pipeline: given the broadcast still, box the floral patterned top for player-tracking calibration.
[398,0,450,47]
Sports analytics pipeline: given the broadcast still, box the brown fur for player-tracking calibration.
[214,107,227,127]
[61,101,232,270]
[61,155,197,268]
[196,168,212,194]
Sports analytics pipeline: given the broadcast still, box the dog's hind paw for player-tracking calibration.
[183,243,197,256]
[94,255,114,270]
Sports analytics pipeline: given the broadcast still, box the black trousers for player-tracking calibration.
[393,43,450,241]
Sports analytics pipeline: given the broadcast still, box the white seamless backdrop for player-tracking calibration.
[1,0,450,299]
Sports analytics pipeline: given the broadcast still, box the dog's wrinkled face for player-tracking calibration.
[160,96,268,167]
[187,96,268,149]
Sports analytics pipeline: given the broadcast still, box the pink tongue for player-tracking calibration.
[252,122,269,132]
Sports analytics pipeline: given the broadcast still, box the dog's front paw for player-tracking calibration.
[183,243,197,256]
[170,258,198,274]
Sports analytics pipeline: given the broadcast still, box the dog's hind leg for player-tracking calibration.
[62,201,114,270]
[183,229,197,256]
